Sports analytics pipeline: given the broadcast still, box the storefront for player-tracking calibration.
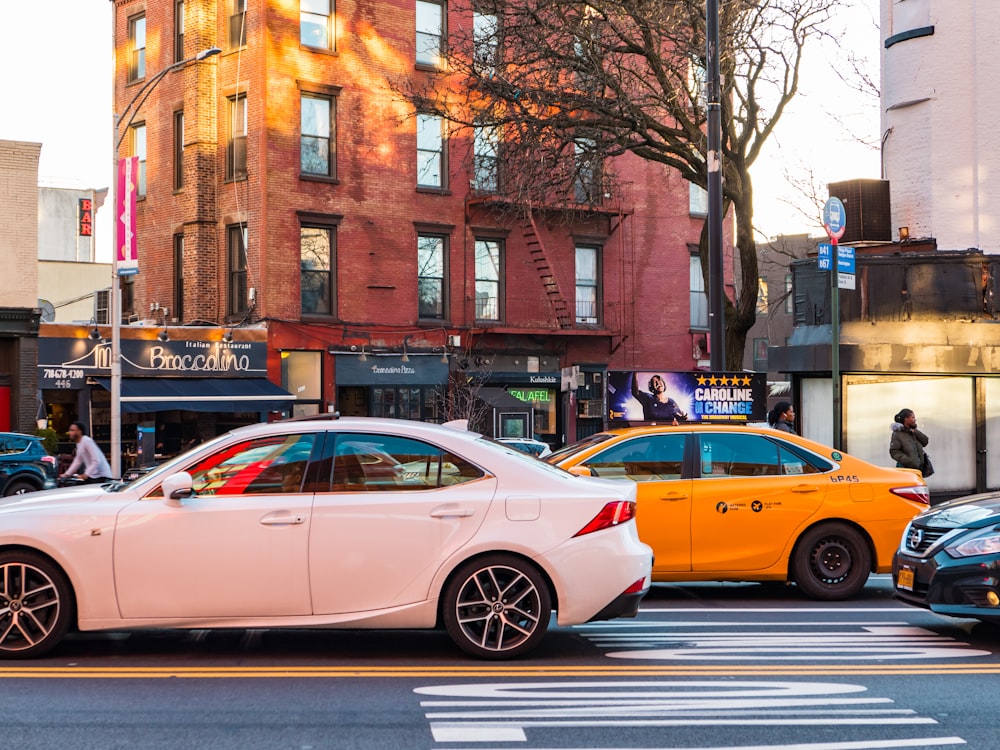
[37,328,294,466]
[334,353,450,420]
[472,370,561,448]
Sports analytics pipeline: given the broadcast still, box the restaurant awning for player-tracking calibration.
[94,377,296,413]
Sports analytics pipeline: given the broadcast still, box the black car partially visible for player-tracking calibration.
[0,432,58,496]
[893,492,1000,623]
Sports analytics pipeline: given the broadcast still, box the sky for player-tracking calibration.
[0,0,880,260]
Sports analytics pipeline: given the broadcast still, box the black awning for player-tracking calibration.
[95,377,296,413]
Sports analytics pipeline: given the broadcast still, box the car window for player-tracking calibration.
[0,436,29,455]
[183,434,317,496]
[331,433,484,492]
[776,442,829,475]
[582,434,687,482]
[698,433,787,478]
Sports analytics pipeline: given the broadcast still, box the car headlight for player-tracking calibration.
[946,530,1000,558]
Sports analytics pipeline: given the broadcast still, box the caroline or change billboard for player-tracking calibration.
[607,370,767,424]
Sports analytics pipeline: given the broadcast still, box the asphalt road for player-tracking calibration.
[4,576,999,749]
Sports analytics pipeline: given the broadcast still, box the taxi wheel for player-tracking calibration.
[442,554,552,660]
[791,523,871,601]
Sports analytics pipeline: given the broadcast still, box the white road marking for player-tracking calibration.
[435,740,967,749]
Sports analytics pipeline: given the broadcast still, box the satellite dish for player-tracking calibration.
[37,299,56,323]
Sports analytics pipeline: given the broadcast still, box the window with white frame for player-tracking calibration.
[227,94,248,181]
[416,113,445,188]
[575,245,599,324]
[473,10,497,76]
[418,234,446,319]
[472,125,499,192]
[174,0,185,62]
[690,253,708,329]
[301,0,334,49]
[128,14,146,82]
[574,138,601,203]
[475,239,502,321]
[784,273,793,314]
[416,0,444,67]
[230,0,247,48]
[173,111,184,190]
[301,93,334,177]
[228,224,249,317]
[131,123,146,197]
[689,182,708,216]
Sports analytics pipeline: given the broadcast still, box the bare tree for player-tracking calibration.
[399,0,843,367]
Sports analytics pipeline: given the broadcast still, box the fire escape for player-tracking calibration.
[524,208,574,329]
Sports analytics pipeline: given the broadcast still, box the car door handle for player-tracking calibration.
[430,505,474,518]
[660,493,688,501]
[790,485,819,493]
[260,513,306,525]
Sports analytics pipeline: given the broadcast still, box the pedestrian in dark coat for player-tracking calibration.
[889,408,929,472]
[767,401,796,434]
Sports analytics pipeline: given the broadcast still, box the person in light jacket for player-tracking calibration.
[889,408,929,472]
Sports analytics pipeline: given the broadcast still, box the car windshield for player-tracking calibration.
[107,432,235,493]
[545,433,615,463]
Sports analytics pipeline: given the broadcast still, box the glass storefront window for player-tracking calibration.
[281,351,322,417]
[505,387,556,437]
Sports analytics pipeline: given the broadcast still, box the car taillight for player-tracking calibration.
[573,500,637,537]
[41,456,57,466]
[890,485,930,505]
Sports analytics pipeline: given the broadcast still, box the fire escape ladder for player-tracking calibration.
[524,209,574,329]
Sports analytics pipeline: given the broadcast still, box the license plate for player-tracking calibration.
[897,567,915,592]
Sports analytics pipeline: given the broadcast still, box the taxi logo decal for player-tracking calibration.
[716,502,729,514]
[751,500,763,512]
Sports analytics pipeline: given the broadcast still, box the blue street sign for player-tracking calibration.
[823,197,847,240]
[818,243,831,270]
[818,243,855,273]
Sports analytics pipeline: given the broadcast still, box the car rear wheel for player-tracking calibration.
[791,522,871,601]
[3,480,39,497]
[443,554,552,659]
[0,552,73,658]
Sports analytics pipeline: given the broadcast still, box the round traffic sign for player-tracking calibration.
[823,197,847,240]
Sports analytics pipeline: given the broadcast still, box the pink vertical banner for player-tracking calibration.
[116,156,139,276]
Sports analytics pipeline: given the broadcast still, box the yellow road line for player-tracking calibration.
[2,663,1000,679]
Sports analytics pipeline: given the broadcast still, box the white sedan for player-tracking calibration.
[0,417,651,659]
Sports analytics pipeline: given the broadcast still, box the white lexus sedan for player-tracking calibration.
[0,417,651,659]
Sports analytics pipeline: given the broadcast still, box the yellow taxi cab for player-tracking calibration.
[546,424,930,600]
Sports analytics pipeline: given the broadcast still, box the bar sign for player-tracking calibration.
[78,198,93,237]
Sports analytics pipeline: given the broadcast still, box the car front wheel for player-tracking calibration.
[442,554,552,659]
[791,522,872,601]
[0,552,73,658]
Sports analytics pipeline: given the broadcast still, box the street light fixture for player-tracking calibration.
[109,46,221,478]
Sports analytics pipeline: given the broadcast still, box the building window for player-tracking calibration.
[128,14,146,82]
[472,125,499,193]
[689,182,708,216]
[301,93,334,177]
[174,0,185,62]
[757,277,769,315]
[301,0,333,49]
[753,338,769,372]
[475,239,502,322]
[281,351,323,418]
[417,234,446,319]
[574,138,601,203]
[173,111,184,190]
[473,11,497,76]
[227,94,248,181]
[230,0,247,48]
[575,245,599,324]
[131,123,146,198]
[173,234,184,323]
[227,224,249,317]
[300,225,334,316]
[784,273,793,314]
[416,0,444,67]
[416,113,445,188]
[690,253,708,329]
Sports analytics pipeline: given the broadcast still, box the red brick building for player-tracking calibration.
[110,0,713,448]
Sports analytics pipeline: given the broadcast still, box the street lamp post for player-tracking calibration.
[706,0,725,372]
[109,46,220,478]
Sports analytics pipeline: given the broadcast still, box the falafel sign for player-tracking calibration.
[607,371,767,424]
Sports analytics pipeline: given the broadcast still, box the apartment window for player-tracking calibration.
[415,0,444,67]
[575,245,599,324]
[227,94,248,181]
[301,0,334,49]
[690,253,708,329]
[416,113,445,188]
[573,138,600,203]
[753,338,769,372]
[300,225,334,316]
[128,14,146,82]
[174,0,185,62]
[472,125,499,192]
[131,123,146,198]
[689,182,708,216]
[281,351,323,418]
[757,277,769,315]
[417,234,446,319]
[230,0,247,48]
[173,234,184,323]
[474,239,502,321]
[784,273,794,314]
[301,93,334,177]
[228,225,249,317]
[173,111,184,190]
[473,11,497,76]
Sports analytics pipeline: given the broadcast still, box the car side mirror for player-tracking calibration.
[568,465,594,477]
[161,472,195,506]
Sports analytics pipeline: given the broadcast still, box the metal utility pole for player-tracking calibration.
[706,0,725,372]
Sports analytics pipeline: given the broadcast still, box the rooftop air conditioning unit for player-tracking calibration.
[827,179,892,244]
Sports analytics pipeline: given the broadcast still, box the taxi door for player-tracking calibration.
[690,432,827,571]
[578,433,693,572]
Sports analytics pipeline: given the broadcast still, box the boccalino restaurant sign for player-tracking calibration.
[38,338,268,388]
